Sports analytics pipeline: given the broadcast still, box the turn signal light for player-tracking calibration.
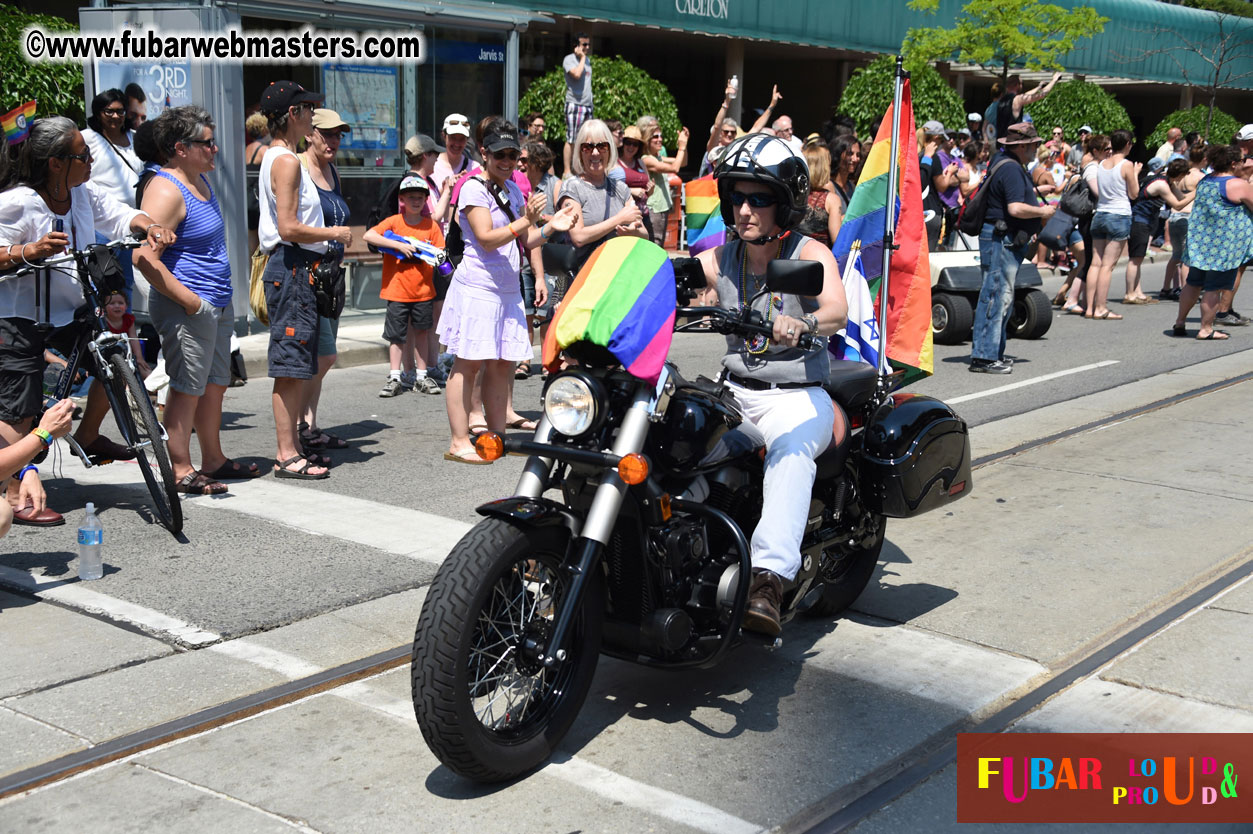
[475,432,505,462]
[617,453,650,485]
[948,480,966,496]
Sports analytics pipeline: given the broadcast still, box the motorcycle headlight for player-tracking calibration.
[543,374,598,437]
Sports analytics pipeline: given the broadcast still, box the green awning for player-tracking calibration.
[495,0,1253,90]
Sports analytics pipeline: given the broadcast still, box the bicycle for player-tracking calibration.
[9,238,182,535]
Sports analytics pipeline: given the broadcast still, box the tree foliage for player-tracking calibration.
[0,6,85,126]
[1147,103,1242,146]
[904,0,1108,83]
[1024,79,1131,139]
[518,55,681,150]
[838,55,966,140]
[1178,0,1253,18]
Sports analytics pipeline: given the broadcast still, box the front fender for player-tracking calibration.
[476,496,582,538]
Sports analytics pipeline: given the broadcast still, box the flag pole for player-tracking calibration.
[877,56,907,378]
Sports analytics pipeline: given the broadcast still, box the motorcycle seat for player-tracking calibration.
[824,362,879,412]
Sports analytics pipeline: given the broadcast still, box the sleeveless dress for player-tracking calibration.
[1184,175,1253,271]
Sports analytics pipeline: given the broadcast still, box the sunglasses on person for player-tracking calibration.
[291,102,314,115]
[491,149,519,161]
[580,141,610,154]
[517,155,529,165]
[729,191,779,208]
[446,119,470,127]
[721,129,737,137]
[62,150,93,163]
[102,107,125,117]
[186,137,219,149]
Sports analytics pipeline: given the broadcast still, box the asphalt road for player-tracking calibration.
[1,254,1251,832]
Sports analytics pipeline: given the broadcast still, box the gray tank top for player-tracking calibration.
[716,233,829,384]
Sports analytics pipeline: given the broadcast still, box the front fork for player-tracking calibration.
[516,385,657,667]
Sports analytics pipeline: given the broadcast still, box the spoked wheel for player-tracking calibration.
[805,505,886,619]
[411,518,603,782]
[106,353,182,535]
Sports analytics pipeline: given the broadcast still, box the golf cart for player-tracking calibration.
[929,236,1052,345]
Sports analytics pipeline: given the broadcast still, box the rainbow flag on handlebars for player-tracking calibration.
[541,237,676,385]
[830,78,933,385]
[2,101,37,146]
[683,176,726,255]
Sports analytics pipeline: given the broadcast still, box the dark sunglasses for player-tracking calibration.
[291,102,314,115]
[517,156,529,164]
[580,142,610,154]
[185,138,218,149]
[721,129,737,137]
[62,150,93,163]
[102,107,126,117]
[729,191,779,208]
[491,149,519,161]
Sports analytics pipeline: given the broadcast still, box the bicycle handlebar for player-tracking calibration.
[3,236,146,279]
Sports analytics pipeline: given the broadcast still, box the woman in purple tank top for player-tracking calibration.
[135,105,253,495]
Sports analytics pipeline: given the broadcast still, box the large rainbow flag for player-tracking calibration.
[2,101,36,146]
[683,176,726,255]
[830,79,933,384]
[541,237,676,384]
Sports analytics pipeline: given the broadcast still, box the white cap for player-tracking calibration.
[1078,124,1093,134]
[442,113,471,137]
[967,112,982,122]
[1237,124,1253,141]
[86,502,95,514]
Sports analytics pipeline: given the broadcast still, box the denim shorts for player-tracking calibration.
[316,315,339,358]
[1090,211,1131,242]
[1167,215,1188,260]
[1185,267,1237,292]
[264,245,319,380]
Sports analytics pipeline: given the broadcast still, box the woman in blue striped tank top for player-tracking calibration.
[135,105,254,495]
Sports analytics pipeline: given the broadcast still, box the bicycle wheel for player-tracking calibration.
[106,353,183,535]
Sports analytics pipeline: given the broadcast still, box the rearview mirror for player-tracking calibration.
[766,260,823,296]
[670,257,706,299]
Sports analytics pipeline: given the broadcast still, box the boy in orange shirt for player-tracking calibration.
[364,176,447,396]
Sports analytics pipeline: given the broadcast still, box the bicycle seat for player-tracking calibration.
[824,361,879,412]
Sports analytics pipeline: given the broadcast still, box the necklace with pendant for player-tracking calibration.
[739,239,782,355]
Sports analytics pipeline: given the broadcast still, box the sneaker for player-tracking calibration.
[742,569,783,636]
[415,375,442,395]
[378,377,403,397]
[1216,310,1250,326]
[969,359,1012,374]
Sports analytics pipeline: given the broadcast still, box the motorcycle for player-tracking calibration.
[410,253,972,782]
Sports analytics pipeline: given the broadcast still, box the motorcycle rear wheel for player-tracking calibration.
[805,513,886,618]
[411,518,603,782]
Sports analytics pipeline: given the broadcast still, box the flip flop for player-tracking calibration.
[505,417,538,431]
[1171,323,1187,337]
[201,459,262,480]
[1063,304,1085,315]
[1197,330,1230,340]
[1092,311,1123,320]
[443,449,493,465]
[273,455,329,480]
[175,470,228,495]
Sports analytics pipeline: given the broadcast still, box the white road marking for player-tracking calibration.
[50,459,470,565]
[948,360,1120,404]
[0,564,221,646]
[208,640,324,678]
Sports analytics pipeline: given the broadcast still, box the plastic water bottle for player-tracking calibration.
[728,75,739,100]
[77,503,103,581]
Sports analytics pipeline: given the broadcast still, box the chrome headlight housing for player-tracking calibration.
[543,372,601,438]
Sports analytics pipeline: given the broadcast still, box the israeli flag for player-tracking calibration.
[837,244,881,368]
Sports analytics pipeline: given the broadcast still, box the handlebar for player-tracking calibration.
[676,305,824,352]
[4,236,146,279]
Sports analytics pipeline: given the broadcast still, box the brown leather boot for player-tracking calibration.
[743,569,783,636]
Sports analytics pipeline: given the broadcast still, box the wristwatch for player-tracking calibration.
[802,313,819,335]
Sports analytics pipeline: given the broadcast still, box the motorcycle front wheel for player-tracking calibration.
[411,518,604,782]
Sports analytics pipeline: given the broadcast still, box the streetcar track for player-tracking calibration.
[1,371,1250,810]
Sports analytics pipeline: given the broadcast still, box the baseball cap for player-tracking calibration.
[311,108,349,132]
[1078,124,1093,134]
[443,113,471,137]
[398,174,430,194]
[922,120,946,135]
[259,81,323,117]
[1237,124,1253,141]
[967,112,982,122]
[404,133,443,156]
[957,127,972,138]
[483,128,521,154]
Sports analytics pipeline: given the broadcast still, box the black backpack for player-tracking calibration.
[957,156,1015,236]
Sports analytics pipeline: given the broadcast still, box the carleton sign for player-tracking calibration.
[676,0,729,20]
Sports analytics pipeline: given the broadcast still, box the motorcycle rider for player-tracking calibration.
[696,134,850,636]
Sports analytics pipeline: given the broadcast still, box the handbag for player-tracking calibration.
[1038,207,1078,251]
[310,257,346,319]
[249,248,271,326]
[1059,170,1097,218]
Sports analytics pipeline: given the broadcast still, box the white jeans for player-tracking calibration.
[725,382,834,580]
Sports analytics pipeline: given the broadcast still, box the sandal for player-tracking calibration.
[1091,311,1123,320]
[201,459,262,480]
[443,449,493,465]
[299,447,332,467]
[175,470,228,495]
[515,362,532,380]
[1062,304,1085,315]
[1197,330,1230,340]
[273,455,330,480]
[1171,323,1187,337]
[299,423,349,450]
[505,417,538,431]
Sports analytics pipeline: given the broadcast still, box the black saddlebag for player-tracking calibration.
[860,393,971,518]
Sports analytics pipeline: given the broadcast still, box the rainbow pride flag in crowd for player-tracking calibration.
[683,176,726,255]
[542,237,676,384]
[830,79,933,384]
[2,101,37,146]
